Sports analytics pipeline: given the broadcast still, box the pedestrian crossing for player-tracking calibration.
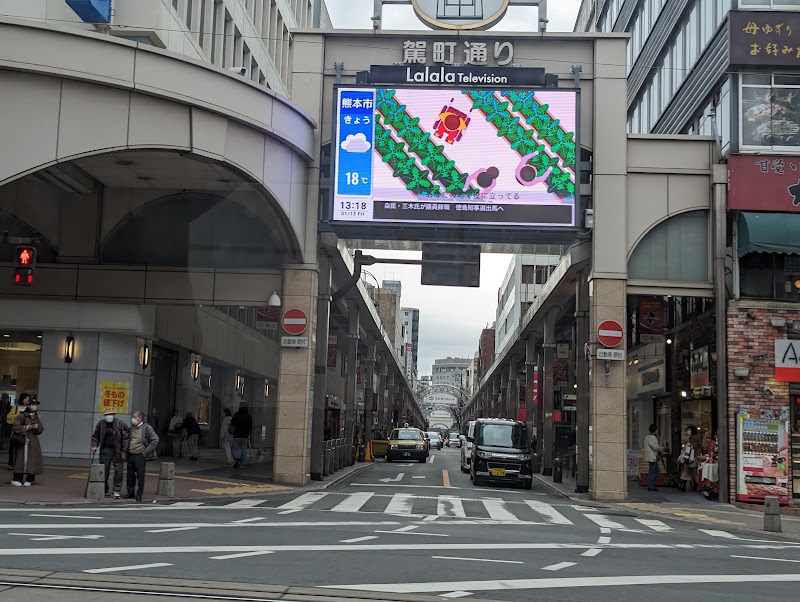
[176,492,682,533]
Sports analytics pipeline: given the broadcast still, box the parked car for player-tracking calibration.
[460,420,476,473]
[447,432,461,448]
[387,428,428,463]
[470,418,533,489]
[426,431,443,450]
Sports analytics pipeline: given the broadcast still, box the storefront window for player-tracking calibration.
[739,253,800,300]
[0,333,42,403]
[740,73,800,150]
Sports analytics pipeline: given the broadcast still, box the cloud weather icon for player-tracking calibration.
[341,133,371,153]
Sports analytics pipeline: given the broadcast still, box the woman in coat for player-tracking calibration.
[678,425,703,492]
[11,398,44,486]
[221,408,233,465]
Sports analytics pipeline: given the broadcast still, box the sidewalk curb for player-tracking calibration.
[532,473,800,543]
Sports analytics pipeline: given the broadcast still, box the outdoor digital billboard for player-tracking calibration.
[332,87,578,230]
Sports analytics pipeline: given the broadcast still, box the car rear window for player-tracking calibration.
[426,432,440,439]
[392,429,422,441]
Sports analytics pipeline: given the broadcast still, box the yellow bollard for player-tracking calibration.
[365,440,374,462]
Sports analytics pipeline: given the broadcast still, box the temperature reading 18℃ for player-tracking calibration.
[345,171,369,186]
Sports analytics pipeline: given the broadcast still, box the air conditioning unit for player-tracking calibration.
[701,385,716,397]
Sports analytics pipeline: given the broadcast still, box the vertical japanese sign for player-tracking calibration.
[98,381,130,414]
[335,89,376,201]
[638,297,665,342]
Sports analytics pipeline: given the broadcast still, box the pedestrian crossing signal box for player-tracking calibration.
[13,246,36,286]
[421,243,481,287]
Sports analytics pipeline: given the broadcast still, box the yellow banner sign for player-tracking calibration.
[98,380,130,414]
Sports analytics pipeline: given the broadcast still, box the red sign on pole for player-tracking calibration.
[597,320,624,348]
[281,308,309,336]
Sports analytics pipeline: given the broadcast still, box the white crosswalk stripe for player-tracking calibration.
[276,492,328,511]
[437,496,466,518]
[384,494,415,515]
[523,500,573,525]
[584,514,626,530]
[636,518,672,532]
[225,499,268,508]
[330,492,375,513]
[481,499,518,521]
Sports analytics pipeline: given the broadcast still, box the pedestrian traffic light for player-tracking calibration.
[13,246,36,286]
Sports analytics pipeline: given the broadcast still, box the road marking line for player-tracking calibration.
[374,530,449,537]
[278,509,303,515]
[572,506,601,512]
[731,555,800,563]
[424,516,438,522]
[541,562,576,571]
[581,549,602,557]
[482,499,518,521]
[146,527,198,533]
[440,592,473,598]
[210,551,275,560]
[429,455,435,464]
[432,556,523,565]
[699,529,737,539]
[29,514,103,520]
[437,495,466,518]
[636,519,672,532]
[599,528,611,535]
[351,483,545,493]
[412,476,426,479]
[231,517,265,524]
[330,492,374,513]
[442,469,450,488]
[584,514,625,530]
[340,536,379,543]
[277,492,327,511]
[326,573,800,594]
[524,500,573,525]
[9,533,103,541]
[597,536,611,544]
[224,499,267,508]
[84,563,172,574]
[385,494,414,515]
[394,525,419,532]
[168,502,204,507]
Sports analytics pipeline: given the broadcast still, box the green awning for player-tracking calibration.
[737,212,800,257]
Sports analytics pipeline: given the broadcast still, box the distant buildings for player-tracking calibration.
[402,307,420,380]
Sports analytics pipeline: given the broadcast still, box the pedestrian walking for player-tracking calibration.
[6,393,30,470]
[644,424,662,492]
[11,398,44,486]
[0,393,11,450]
[229,402,253,470]
[167,410,182,458]
[90,409,130,499]
[126,411,159,502]
[220,408,233,465]
[678,425,703,492]
[182,412,201,461]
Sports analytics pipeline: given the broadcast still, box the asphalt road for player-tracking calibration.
[1,446,799,601]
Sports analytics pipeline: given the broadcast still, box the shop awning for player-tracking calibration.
[737,212,800,257]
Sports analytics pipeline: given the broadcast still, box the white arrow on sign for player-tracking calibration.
[9,532,104,541]
[379,473,405,483]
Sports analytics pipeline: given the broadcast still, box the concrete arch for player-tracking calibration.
[0,18,316,261]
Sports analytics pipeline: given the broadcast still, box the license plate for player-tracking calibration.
[403,452,411,457]
[490,468,506,477]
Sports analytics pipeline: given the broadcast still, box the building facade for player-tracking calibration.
[402,307,420,379]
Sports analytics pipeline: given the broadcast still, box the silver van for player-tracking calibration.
[459,420,476,472]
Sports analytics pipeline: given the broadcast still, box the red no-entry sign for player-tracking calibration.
[281,308,309,336]
[597,320,624,348]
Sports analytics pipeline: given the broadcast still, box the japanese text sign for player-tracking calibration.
[728,154,800,212]
[730,11,800,66]
[402,39,514,66]
[98,380,130,414]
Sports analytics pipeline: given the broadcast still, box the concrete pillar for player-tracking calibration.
[363,339,376,444]
[492,377,501,418]
[575,269,590,494]
[377,355,387,431]
[500,366,510,419]
[525,337,536,437]
[508,355,519,421]
[589,279,627,500]
[273,265,318,485]
[310,252,331,481]
[344,303,359,464]
[536,358,544,457]
[542,308,558,476]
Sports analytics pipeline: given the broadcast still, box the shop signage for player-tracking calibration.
[281,308,309,336]
[281,336,309,348]
[401,39,515,66]
[358,65,546,87]
[638,361,666,396]
[728,155,800,211]
[554,359,568,386]
[775,339,800,382]
[98,380,129,414]
[411,0,511,31]
[597,320,624,348]
[626,449,640,479]
[638,297,665,342]
[556,343,570,359]
[597,348,625,361]
[730,11,800,67]
[327,345,337,368]
[690,346,710,389]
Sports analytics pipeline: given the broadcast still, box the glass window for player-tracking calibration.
[0,333,42,405]
[719,79,731,153]
[477,422,530,448]
[740,253,800,300]
[686,5,698,69]
[674,29,684,92]
[741,73,800,150]
[628,211,709,282]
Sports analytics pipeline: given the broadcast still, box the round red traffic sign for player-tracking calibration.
[281,308,309,336]
[597,320,624,348]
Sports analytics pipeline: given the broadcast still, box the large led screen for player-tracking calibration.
[332,87,577,228]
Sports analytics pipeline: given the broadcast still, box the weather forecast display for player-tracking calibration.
[332,87,577,228]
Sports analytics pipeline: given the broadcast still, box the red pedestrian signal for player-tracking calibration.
[13,246,36,287]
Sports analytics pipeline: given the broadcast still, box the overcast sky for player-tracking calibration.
[326,0,582,377]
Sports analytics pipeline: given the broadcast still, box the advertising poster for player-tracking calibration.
[638,297,665,342]
[553,359,568,386]
[334,87,577,228]
[98,380,130,414]
[327,345,337,368]
[690,346,710,389]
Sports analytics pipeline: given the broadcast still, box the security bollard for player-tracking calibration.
[323,441,331,477]
[336,438,344,470]
[552,455,563,483]
[157,462,176,497]
[86,464,106,500]
[531,452,542,474]
[764,496,782,533]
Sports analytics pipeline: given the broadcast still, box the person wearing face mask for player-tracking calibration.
[11,398,44,486]
[126,411,159,502]
[6,393,30,471]
[90,408,130,499]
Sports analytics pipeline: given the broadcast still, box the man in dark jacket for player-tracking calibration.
[229,403,253,469]
[182,412,201,461]
[91,408,130,499]
[126,411,159,502]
